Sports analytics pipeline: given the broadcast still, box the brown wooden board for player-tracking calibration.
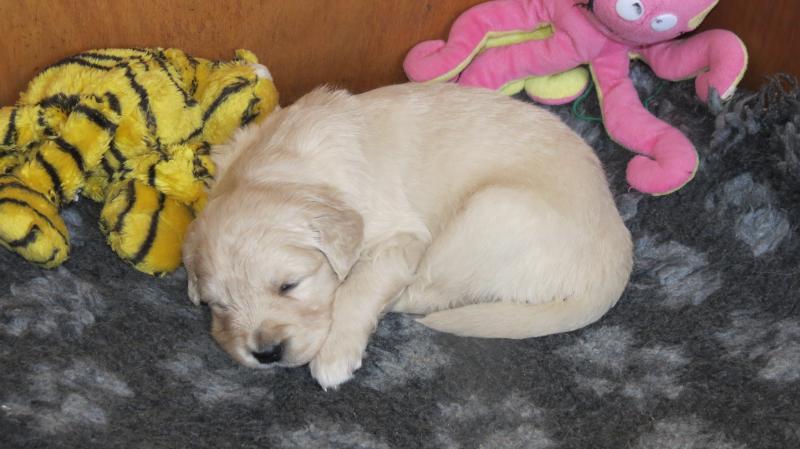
[0,0,796,106]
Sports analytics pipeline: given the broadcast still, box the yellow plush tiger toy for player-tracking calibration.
[0,48,279,275]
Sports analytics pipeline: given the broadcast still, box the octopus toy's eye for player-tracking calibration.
[616,0,645,21]
[651,14,678,32]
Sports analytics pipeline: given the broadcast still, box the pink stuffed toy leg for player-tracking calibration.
[639,29,748,102]
[593,54,698,195]
[404,0,552,82]
[457,33,585,90]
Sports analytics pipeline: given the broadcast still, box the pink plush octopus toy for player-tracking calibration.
[404,0,748,195]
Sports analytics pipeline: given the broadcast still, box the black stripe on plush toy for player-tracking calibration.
[192,158,210,179]
[148,164,157,187]
[39,94,117,132]
[198,142,211,155]
[40,248,61,265]
[35,109,86,172]
[100,158,114,178]
[55,137,86,172]
[183,201,197,220]
[181,77,254,143]
[45,57,112,73]
[152,54,197,107]
[104,92,122,114]
[153,138,169,159]
[80,51,151,72]
[202,77,253,123]
[112,181,137,233]
[130,192,166,266]
[122,66,159,138]
[188,55,200,97]
[109,143,126,167]
[0,180,58,205]
[192,143,212,179]
[189,76,199,97]
[78,52,124,62]
[3,107,18,145]
[193,164,210,180]
[8,224,40,248]
[36,109,55,138]
[0,197,68,244]
[34,152,65,203]
[240,97,262,127]
[39,93,79,111]
[128,48,153,56]
[74,105,117,132]
[133,56,151,70]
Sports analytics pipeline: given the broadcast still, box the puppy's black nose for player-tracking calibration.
[252,343,283,365]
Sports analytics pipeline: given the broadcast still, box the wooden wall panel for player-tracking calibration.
[0,0,483,106]
[700,0,800,89]
[0,0,797,107]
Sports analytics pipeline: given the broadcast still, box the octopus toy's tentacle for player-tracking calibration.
[404,0,550,82]
[639,29,748,102]
[458,32,586,90]
[592,51,699,194]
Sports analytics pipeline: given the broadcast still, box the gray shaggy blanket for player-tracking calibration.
[2,65,799,448]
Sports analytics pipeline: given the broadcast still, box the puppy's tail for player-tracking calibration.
[416,295,616,339]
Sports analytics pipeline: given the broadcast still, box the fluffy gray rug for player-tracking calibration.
[2,65,799,449]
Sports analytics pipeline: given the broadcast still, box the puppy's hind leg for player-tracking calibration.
[392,185,542,315]
[393,185,632,339]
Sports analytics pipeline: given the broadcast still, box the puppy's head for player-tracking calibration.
[183,183,363,368]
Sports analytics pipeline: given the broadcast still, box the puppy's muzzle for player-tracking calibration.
[252,343,283,365]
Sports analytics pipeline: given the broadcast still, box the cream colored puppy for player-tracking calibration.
[182,83,633,390]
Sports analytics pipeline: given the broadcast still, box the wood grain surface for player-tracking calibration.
[700,0,800,88]
[0,0,796,106]
[0,0,483,105]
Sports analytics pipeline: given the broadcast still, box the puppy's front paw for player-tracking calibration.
[309,335,366,390]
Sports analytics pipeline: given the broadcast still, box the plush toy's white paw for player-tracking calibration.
[249,63,273,80]
[309,334,366,390]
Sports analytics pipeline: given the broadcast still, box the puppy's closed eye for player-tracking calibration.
[209,302,230,313]
[279,282,299,294]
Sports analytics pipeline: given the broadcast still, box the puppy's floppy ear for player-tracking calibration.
[303,189,364,281]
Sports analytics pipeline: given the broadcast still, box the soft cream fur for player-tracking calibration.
[182,83,633,390]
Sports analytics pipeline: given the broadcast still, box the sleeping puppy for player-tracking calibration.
[182,83,633,390]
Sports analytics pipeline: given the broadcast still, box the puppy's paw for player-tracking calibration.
[309,335,366,390]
